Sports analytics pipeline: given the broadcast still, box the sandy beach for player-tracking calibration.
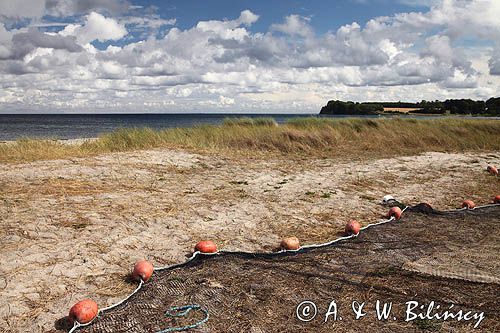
[0,147,499,332]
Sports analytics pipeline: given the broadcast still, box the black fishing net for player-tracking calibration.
[76,205,500,333]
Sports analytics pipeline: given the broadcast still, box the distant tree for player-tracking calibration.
[486,97,500,115]
[416,100,443,114]
[443,99,485,115]
[320,100,382,115]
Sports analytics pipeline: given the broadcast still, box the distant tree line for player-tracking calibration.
[320,97,500,115]
[319,100,383,115]
[414,98,500,115]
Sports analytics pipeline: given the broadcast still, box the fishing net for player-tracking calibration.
[76,204,500,332]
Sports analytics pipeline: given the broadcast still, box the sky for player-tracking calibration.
[0,0,499,113]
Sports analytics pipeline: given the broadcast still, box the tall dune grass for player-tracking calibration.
[1,117,499,163]
[222,117,278,127]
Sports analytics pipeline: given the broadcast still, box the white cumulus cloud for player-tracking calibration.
[0,2,499,113]
[60,12,127,44]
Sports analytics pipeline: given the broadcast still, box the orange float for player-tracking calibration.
[487,165,498,175]
[132,260,154,282]
[462,200,476,209]
[280,237,301,250]
[195,240,218,253]
[493,195,500,204]
[387,206,402,220]
[345,220,361,235]
[69,299,98,324]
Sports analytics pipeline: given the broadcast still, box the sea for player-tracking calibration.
[0,113,322,140]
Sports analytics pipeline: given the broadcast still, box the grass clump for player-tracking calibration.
[0,117,499,163]
[0,138,87,162]
[87,127,167,152]
[223,117,278,127]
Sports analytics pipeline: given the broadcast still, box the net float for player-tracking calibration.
[487,165,498,175]
[280,237,300,251]
[132,260,154,282]
[382,195,395,204]
[493,195,500,204]
[68,299,98,324]
[195,240,217,253]
[345,220,361,235]
[462,200,476,209]
[387,206,402,220]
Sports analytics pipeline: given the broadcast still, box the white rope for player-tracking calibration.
[299,207,407,250]
[475,203,500,209]
[442,203,499,213]
[68,322,80,333]
[154,251,220,272]
[100,279,144,312]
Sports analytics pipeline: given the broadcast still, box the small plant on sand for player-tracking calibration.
[413,318,442,331]
[229,180,249,185]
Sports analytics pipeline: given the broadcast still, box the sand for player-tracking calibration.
[0,148,498,332]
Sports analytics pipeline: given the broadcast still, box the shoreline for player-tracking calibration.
[0,138,98,145]
[1,118,499,164]
[1,115,500,144]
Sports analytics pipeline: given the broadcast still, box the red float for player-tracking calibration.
[68,299,98,324]
[280,237,300,250]
[345,220,361,235]
[388,206,402,220]
[487,165,498,175]
[132,260,154,282]
[195,240,218,253]
[462,200,476,209]
[493,195,500,204]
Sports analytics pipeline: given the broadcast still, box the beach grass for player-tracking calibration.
[1,117,499,163]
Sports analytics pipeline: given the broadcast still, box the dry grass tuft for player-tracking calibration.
[0,118,499,163]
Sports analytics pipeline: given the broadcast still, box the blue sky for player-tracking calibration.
[40,1,433,49]
[0,0,499,113]
[136,0,428,33]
